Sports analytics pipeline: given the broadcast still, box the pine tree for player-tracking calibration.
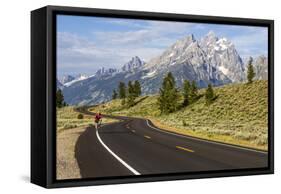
[127,81,136,107]
[158,72,180,114]
[182,80,191,107]
[205,84,215,105]
[247,57,255,84]
[190,80,198,103]
[133,80,141,97]
[118,82,126,98]
[112,89,118,100]
[118,82,126,105]
[56,89,65,108]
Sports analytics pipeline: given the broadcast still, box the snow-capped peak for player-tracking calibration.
[200,31,218,48]
[145,32,244,82]
[77,74,88,80]
[59,75,75,84]
[216,37,232,50]
[64,74,90,87]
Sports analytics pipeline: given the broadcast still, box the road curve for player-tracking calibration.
[74,107,268,178]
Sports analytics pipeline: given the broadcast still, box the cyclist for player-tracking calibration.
[94,112,102,129]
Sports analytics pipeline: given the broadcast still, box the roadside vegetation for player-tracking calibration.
[90,68,268,150]
[57,106,94,132]
[56,105,119,179]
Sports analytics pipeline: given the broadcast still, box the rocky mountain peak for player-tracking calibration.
[59,75,75,84]
[95,67,117,76]
[200,31,216,49]
[121,56,145,72]
[172,34,196,50]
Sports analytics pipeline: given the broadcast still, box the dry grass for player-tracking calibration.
[148,117,267,151]
[57,106,118,133]
[56,126,84,180]
[57,106,93,133]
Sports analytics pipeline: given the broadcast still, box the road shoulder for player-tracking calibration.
[57,126,86,180]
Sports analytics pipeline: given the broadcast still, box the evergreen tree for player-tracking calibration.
[190,80,198,103]
[127,81,136,107]
[182,80,191,107]
[118,82,126,105]
[205,83,215,105]
[112,89,118,100]
[158,72,180,114]
[247,56,255,84]
[56,89,65,108]
[118,82,126,99]
[133,80,142,97]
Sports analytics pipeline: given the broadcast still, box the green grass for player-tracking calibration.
[90,80,268,151]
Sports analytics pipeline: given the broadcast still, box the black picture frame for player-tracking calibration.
[31,5,274,188]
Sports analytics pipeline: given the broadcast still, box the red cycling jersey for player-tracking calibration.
[94,114,102,123]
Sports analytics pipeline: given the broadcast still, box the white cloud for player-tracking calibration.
[57,31,166,75]
[92,20,195,46]
[57,21,198,75]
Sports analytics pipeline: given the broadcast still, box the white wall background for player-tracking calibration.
[0,0,279,193]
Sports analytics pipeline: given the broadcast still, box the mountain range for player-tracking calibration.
[59,31,268,105]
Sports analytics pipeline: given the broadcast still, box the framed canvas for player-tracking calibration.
[31,5,274,188]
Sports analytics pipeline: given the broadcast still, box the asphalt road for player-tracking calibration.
[75,108,268,178]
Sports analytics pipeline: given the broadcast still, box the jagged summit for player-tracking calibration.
[171,34,196,50]
[121,56,145,72]
[145,31,244,82]
[93,56,145,77]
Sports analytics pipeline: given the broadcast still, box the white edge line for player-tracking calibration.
[146,120,268,154]
[96,129,141,175]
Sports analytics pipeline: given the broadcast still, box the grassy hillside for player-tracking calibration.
[90,80,268,151]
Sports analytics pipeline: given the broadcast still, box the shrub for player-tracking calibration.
[63,124,77,129]
[255,134,268,145]
[77,114,84,119]
[234,131,257,141]
[205,84,215,105]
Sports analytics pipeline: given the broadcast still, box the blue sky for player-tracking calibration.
[57,15,268,76]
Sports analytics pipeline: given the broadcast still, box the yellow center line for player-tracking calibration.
[144,135,151,139]
[176,146,194,153]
